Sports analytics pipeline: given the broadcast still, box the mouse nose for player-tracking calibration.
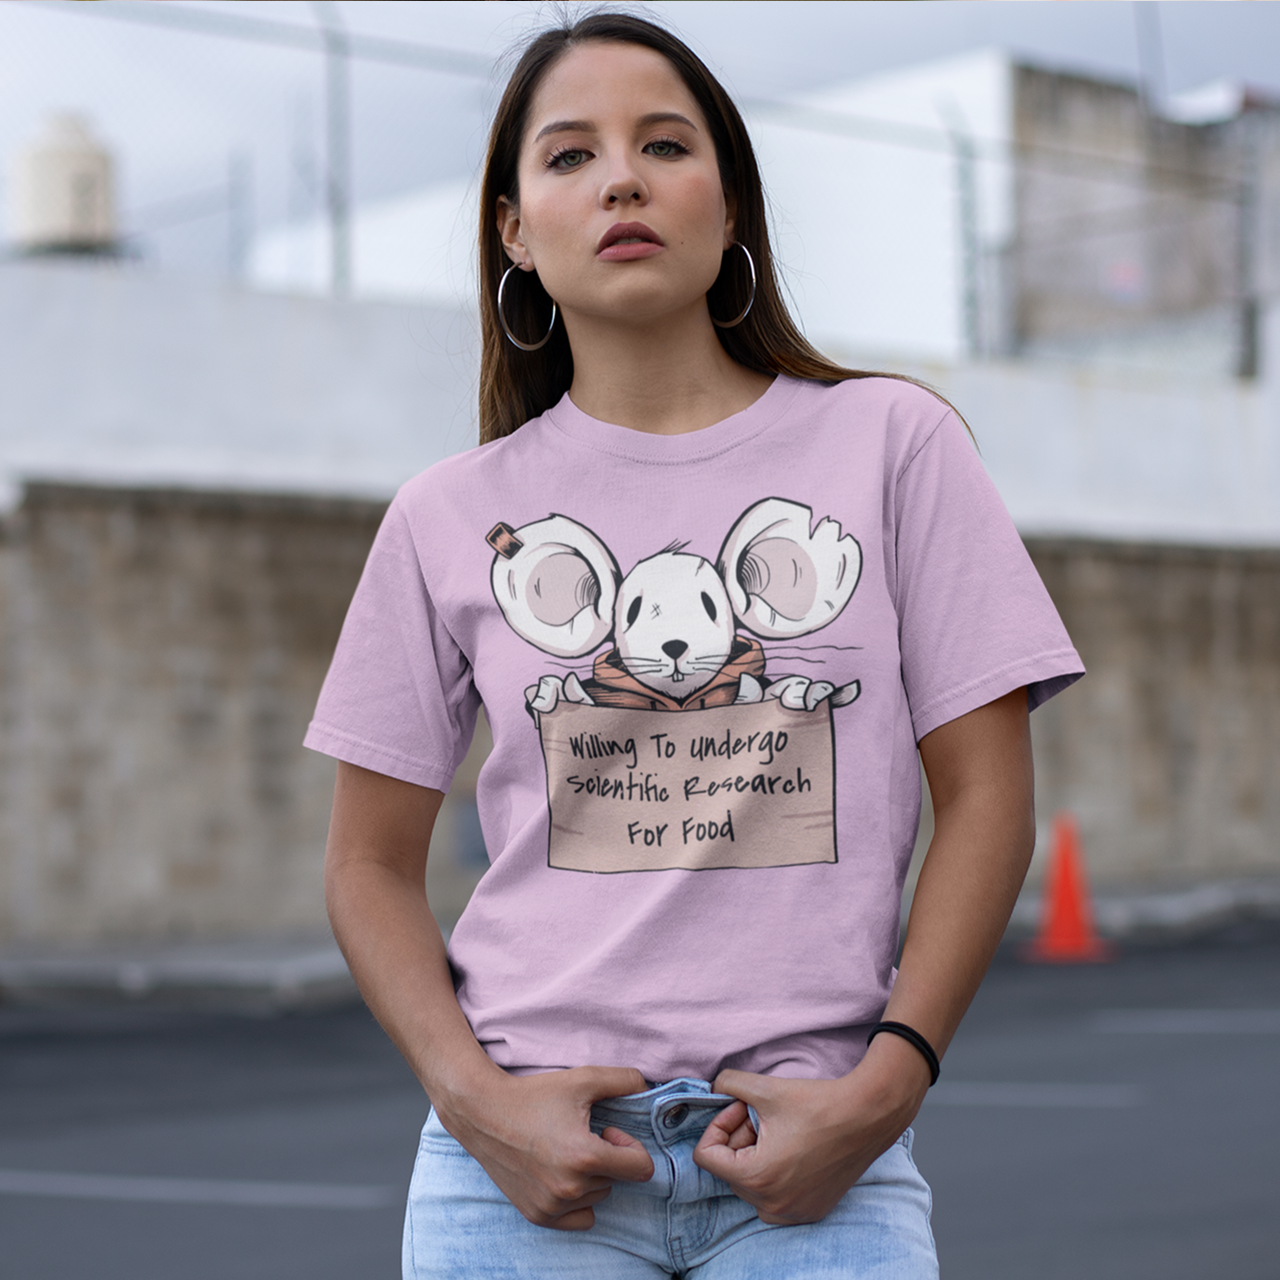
[662,640,688,660]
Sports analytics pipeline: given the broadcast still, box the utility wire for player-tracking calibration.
[20,0,493,77]
[24,0,1249,200]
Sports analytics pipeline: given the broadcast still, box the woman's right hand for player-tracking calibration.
[323,764,651,1230]
[435,1064,655,1230]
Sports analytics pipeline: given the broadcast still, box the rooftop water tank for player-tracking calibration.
[10,113,117,254]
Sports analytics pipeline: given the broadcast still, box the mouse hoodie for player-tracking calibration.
[582,635,767,712]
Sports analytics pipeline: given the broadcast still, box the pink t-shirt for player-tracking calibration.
[306,375,1082,1082]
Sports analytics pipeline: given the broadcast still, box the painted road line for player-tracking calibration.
[0,1169,397,1208]
[925,1082,1143,1108]
[1092,1009,1280,1034]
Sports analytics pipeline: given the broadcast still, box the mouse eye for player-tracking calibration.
[626,595,643,627]
[701,591,718,623]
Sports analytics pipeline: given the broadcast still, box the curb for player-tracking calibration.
[1006,876,1280,942]
[6,878,1280,1011]
[0,936,358,1011]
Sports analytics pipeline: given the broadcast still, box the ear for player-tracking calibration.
[496,195,532,269]
[717,499,861,639]
[489,514,620,657]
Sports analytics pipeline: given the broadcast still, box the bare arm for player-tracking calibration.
[324,761,653,1230]
[885,684,1036,1056]
[694,687,1036,1222]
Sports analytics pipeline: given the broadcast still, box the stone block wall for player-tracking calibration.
[1,485,1277,948]
[0,484,385,944]
[1026,536,1280,887]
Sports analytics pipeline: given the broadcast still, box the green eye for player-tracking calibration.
[646,137,687,159]
[551,148,586,169]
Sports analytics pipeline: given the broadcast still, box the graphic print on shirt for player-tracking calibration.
[487,499,861,872]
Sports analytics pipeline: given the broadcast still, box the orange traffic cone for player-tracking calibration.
[1022,812,1116,963]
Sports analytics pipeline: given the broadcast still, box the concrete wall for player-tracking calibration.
[0,256,479,502]
[884,325,1280,546]
[1011,65,1247,348]
[0,483,385,945]
[1026,537,1280,889]
[0,480,496,948]
[2,484,1277,949]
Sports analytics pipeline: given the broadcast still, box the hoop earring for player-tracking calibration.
[710,242,756,329]
[497,263,557,351]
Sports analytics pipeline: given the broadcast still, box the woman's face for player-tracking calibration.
[500,41,733,328]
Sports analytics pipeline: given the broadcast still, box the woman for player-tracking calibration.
[307,12,1083,1277]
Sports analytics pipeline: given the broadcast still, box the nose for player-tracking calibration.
[600,156,649,209]
[662,640,688,660]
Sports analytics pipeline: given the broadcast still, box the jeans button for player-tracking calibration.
[662,1103,689,1129]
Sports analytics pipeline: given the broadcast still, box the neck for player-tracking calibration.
[562,302,773,436]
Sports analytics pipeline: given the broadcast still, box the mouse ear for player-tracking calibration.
[717,499,861,639]
[488,515,620,657]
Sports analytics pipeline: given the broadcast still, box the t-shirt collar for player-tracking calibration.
[541,374,802,465]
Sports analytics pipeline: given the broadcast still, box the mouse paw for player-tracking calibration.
[764,676,854,711]
[764,675,810,710]
[829,680,861,707]
[734,673,765,704]
[563,673,596,706]
[804,680,835,711]
[526,675,564,714]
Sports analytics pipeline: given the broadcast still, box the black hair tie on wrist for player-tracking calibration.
[867,1021,941,1086]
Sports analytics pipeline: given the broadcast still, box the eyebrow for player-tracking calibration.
[533,111,699,142]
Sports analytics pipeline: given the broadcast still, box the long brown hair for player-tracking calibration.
[478,11,943,445]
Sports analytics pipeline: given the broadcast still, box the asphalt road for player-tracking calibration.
[2,922,1278,1279]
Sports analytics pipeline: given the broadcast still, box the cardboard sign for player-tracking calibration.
[537,699,837,873]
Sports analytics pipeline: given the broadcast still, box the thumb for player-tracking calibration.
[692,1125,751,1180]
[712,1068,773,1109]
[572,1066,651,1105]
[596,1126,655,1183]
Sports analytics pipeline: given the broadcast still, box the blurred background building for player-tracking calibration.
[1,3,1279,964]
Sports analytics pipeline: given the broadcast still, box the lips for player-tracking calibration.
[597,222,664,254]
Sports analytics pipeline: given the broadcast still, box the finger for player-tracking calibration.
[694,1102,755,1168]
[598,1125,656,1181]
[547,1206,596,1232]
[692,1134,749,1181]
[556,1185,614,1213]
[589,1131,654,1183]
[711,1069,773,1108]
[573,1065,651,1103]
[600,1125,643,1150]
[701,1099,749,1146]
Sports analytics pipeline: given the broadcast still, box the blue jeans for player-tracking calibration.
[402,1077,938,1278]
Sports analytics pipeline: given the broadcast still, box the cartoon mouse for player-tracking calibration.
[487,498,862,714]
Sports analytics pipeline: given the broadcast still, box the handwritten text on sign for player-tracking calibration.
[537,699,837,872]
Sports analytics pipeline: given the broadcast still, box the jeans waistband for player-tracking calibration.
[589,1077,738,1146]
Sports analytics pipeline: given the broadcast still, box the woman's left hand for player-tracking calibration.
[692,1036,930,1225]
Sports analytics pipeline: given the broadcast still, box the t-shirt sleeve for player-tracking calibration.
[303,496,480,790]
[893,410,1084,741]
